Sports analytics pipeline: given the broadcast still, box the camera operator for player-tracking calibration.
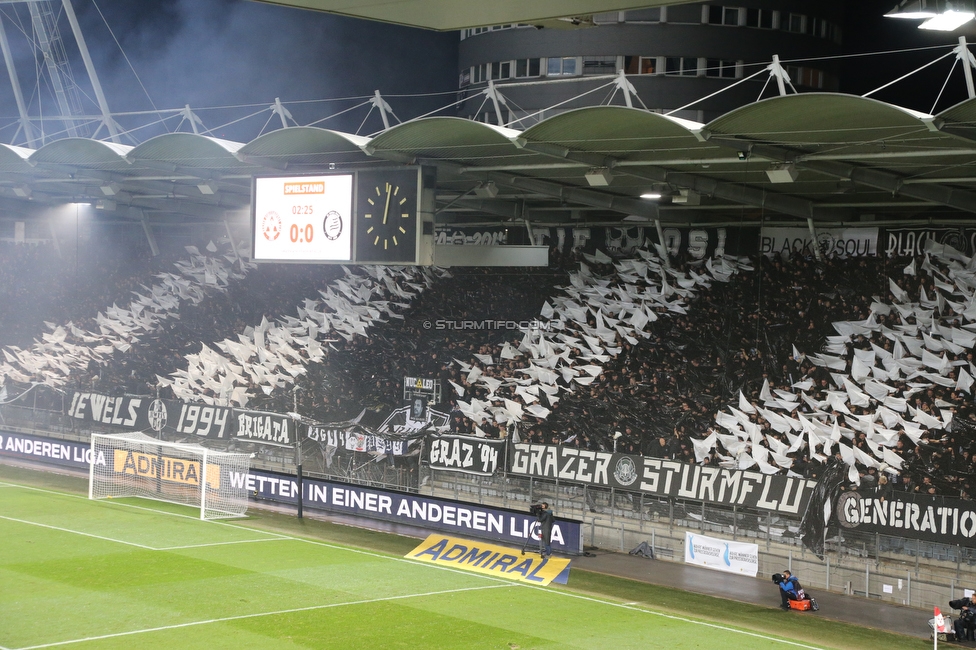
[773,570,816,610]
[536,502,554,558]
[950,593,976,641]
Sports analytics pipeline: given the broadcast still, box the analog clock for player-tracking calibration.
[355,169,419,263]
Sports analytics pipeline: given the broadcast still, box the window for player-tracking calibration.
[547,56,578,76]
[583,55,617,75]
[788,66,827,89]
[706,59,738,79]
[666,57,699,76]
[624,56,657,74]
[514,58,541,78]
[809,18,839,41]
[593,11,622,24]
[624,8,660,22]
[746,8,775,28]
[706,6,741,25]
[459,69,471,87]
[491,61,512,80]
[474,64,487,83]
[784,13,806,33]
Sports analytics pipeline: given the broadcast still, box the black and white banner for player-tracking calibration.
[427,434,505,476]
[233,468,583,554]
[66,392,292,445]
[883,226,975,258]
[434,226,509,247]
[530,226,758,258]
[510,444,817,515]
[759,227,879,258]
[836,490,976,545]
[306,426,410,456]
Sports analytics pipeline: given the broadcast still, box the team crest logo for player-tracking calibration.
[147,399,168,432]
[816,232,835,256]
[836,491,860,529]
[323,211,343,241]
[613,456,638,486]
[941,230,966,254]
[261,211,282,241]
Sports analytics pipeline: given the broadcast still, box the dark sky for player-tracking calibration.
[2,0,976,144]
[0,0,459,141]
[841,0,976,113]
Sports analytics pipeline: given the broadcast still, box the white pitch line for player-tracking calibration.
[1,480,517,587]
[517,583,827,650]
[11,583,514,650]
[5,480,823,648]
[0,481,506,584]
[155,538,286,551]
[0,514,283,552]
[0,515,156,550]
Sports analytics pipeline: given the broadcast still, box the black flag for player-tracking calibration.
[799,461,847,560]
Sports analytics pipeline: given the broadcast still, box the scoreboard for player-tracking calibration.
[251,167,430,265]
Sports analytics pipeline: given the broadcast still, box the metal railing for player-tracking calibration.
[421,466,976,610]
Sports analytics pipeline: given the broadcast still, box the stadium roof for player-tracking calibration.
[5,93,976,229]
[246,0,691,31]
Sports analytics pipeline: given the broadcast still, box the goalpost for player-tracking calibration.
[89,432,251,520]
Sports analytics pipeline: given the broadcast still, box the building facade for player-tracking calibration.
[457,2,845,125]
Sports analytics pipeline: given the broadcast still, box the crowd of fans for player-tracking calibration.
[2,233,976,499]
[0,239,159,349]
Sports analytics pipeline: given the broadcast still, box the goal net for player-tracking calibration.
[89,432,251,520]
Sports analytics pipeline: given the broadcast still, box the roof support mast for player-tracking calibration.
[485,80,509,126]
[60,0,120,143]
[0,13,35,147]
[372,90,392,131]
[1,0,119,145]
[957,36,976,99]
[768,55,792,97]
[27,0,80,137]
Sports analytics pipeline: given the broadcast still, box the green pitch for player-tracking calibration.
[0,468,923,650]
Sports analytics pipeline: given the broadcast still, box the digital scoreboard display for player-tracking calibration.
[252,174,353,262]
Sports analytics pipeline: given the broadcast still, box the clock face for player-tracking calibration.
[356,169,419,263]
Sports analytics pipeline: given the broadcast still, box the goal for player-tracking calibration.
[89,432,251,520]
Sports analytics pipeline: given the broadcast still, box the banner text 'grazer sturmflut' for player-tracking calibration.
[510,444,817,515]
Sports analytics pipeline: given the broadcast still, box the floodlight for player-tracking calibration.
[474,181,499,198]
[919,9,975,28]
[584,167,613,186]
[885,0,975,30]
[766,163,798,184]
[885,0,938,18]
[671,189,701,204]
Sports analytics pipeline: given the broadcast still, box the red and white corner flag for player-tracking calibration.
[934,606,946,649]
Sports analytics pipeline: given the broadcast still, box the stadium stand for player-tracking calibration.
[1,238,975,501]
